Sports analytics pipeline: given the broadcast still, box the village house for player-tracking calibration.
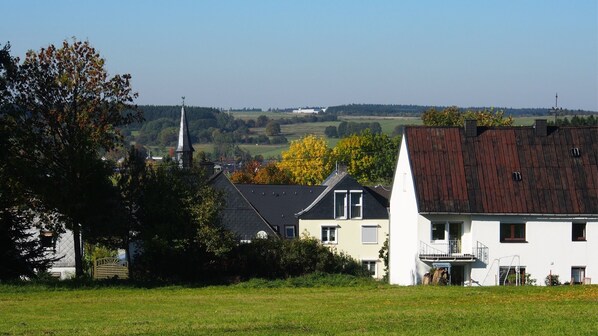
[235,169,390,279]
[389,120,598,286]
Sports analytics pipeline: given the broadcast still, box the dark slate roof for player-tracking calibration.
[176,106,194,153]
[297,171,390,219]
[208,172,277,240]
[236,184,325,228]
[405,125,598,215]
[364,185,391,208]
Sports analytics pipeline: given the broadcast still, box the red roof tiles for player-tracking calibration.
[405,125,598,214]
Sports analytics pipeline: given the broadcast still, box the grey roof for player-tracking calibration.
[236,184,325,228]
[176,105,194,153]
[208,172,277,240]
[297,171,390,220]
[295,170,347,217]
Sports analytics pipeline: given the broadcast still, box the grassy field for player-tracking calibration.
[154,115,565,160]
[1,282,597,335]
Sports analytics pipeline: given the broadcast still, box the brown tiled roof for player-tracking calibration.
[405,125,598,215]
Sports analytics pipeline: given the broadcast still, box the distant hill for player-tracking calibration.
[325,104,597,117]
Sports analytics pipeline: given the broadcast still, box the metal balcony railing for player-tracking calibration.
[419,240,489,264]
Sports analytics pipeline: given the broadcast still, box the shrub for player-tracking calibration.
[229,237,369,280]
[545,274,561,286]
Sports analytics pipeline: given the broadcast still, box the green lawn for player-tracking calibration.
[1,283,597,335]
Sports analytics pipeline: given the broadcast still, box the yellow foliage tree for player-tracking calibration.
[278,135,333,185]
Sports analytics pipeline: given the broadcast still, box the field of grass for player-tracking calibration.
[163,115,561,160]
[1,282,597,335]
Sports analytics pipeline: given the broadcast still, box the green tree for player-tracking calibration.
[332,130,400,184]
[7,40,142,277]
[422,106,513,126]
[130,162,235,281]
[324,125,338,138]
[1,42,58,279]
[265,121,281,136]
[278,135,333,185]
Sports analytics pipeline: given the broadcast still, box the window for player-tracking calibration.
[499,267,526,285]
[350,191,363,219]
[285,225,296,239]
[361,225,378,244]
[334,191,347,219]
[431,223,445,241]
[362,260,377,277]
[571,267,586,284]
[39,231,56,250]
[321,226,337,244]
[572,223,586,241]
[500,223,526,242]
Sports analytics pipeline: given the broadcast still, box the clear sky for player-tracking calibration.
[2,0,597,110]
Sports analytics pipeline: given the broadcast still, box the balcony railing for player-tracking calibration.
[419,240,489,264]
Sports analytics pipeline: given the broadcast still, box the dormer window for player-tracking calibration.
[334,191,347,219]
[334,190,363,219]
[571,147,581,157]
[350,191,363,219]
[512,172,522,181]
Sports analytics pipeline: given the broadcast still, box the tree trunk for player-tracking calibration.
[72,224,84,277]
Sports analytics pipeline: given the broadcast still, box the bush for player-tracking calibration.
[229,237,369,280]
[545,274,561,286]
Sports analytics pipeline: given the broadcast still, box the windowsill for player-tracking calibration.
[572,239,587,242]
[362,242,378,245]
[322,242,338,245]
[500,240,528,243]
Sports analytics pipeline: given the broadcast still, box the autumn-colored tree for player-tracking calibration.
[229,160,262,184]
[7,40,142,277]
[230,160,293,184]
[332,130,400,184]
[253,162,293,184]
[278,135,333,185]
[422,106,513,126]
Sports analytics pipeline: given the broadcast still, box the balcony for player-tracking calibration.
[419,240,489,264]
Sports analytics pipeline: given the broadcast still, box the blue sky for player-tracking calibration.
[2,1,597,110]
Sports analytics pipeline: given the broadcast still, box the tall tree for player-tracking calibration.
[422,106,513,126]
[0,42,56,280]
[7,40,142,277]
[278,135,333,185]
[332,130,400,184]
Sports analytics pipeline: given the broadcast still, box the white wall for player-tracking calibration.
[389,137,420,285]
[299,218,389,279]
[470,216,598,286]
[402,214,598,286]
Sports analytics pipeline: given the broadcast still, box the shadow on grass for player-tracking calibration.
[0,272,383,291]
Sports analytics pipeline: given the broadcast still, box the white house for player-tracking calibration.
[389,120,598,286]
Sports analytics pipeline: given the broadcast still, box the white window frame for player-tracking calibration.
[362,260,377,278]
[321,226,338,244]
[349,190,363,219]
[334,191,348,219]
[361,225,378,244]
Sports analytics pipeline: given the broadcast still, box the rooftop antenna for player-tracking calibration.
[551,93,562,124]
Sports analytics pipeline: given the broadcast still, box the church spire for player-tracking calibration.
[175,96,194,168]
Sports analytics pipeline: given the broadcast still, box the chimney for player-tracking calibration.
[464,119,478,137]
[534,119,547,137]
[199,160,215,177]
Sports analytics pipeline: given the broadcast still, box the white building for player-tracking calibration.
[389,120,598,286]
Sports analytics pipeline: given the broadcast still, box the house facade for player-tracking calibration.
[297,171,390,279]
[389,121,598,286]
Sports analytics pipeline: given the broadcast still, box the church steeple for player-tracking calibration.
[175,97,194,168]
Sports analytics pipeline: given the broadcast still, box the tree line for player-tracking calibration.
[0,40,367,283]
